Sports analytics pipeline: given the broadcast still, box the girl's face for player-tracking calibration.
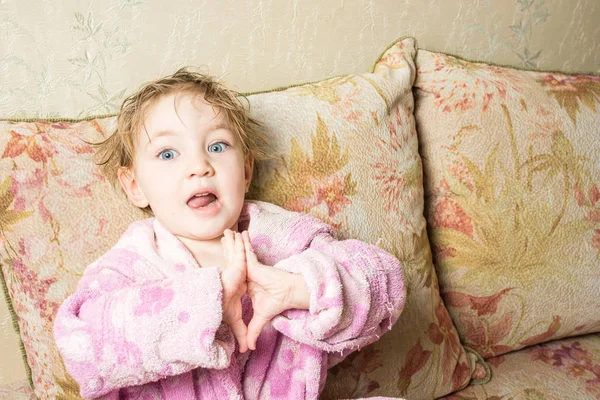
[119,91,253,246]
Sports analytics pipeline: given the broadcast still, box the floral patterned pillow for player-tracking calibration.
[414,49,600,359]
[0,118,146,398]
[442,334,600,400]
[0,37,472,399]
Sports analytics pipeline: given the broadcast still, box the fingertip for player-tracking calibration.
[222,230,233,247]
[247,329,259,350]
[243,233,254,252]
[234,233,245,252]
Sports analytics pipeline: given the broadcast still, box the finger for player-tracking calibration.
[221,230,229,255]
[242,232,260,267]
[222,229,234,263]
[247,314,270,351]
[242,231,254,252]
[234,232,246,266]
[229,318,248,353]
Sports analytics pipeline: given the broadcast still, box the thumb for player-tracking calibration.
[247,314,270,351]
[229,317,249,354]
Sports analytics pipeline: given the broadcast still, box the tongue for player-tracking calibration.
[188,194,217,208]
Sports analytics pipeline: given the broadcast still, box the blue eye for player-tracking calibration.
[158,149,179,160]
[208,142,228,153]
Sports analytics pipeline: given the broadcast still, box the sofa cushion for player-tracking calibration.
[0,37,472,399]
[442,333,600,399]
[414,49,600,359]
[0,118,143,399]
[0,288,29,386]
[0,379,35,400]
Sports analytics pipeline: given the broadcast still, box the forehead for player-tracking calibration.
[135,91,230,142]
[147,91,225,125]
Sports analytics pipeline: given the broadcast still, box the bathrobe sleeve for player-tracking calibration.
[245,202,406,354]
[271,232,406,353]
[53,244,234,398]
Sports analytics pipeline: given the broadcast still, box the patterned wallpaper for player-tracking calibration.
[0,0,599,386]
[0,0,599,119]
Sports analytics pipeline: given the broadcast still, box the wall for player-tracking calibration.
[1,0,599,119]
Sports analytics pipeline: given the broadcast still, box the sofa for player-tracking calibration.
[0,35,599,400]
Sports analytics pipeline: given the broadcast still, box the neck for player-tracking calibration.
[177,221,239,268]
[180,237,221,259]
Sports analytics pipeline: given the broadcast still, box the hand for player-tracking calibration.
[241,231,310,350]
[220,230,248,353]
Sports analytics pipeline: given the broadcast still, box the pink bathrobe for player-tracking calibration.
[54,201,405,399]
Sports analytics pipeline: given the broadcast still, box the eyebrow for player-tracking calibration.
[144,130,175,148]
[149,130,176,140]
[212,123,230,131]
[145,123,232,146]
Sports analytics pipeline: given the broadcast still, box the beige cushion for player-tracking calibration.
[0,37,471,399]
[414,49,600,359]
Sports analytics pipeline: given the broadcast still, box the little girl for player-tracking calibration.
[53,68,406,400]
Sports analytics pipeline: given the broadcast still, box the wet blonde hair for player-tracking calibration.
[95,67,272,208]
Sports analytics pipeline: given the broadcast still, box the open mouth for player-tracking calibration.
[187,192,218,208]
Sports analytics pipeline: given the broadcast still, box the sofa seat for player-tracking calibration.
[443,334,600,400]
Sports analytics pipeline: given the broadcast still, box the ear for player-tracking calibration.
[244,153,254,193]
[118,167,149,208]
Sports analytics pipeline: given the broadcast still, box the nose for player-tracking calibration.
[186,152,215,178]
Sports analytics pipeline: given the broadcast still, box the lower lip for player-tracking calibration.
[188,198,221,216]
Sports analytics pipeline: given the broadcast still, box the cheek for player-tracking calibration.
[227,155,249,183]
[229,173,247,191]
[139,169,174,195]
[227,168,248,196]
